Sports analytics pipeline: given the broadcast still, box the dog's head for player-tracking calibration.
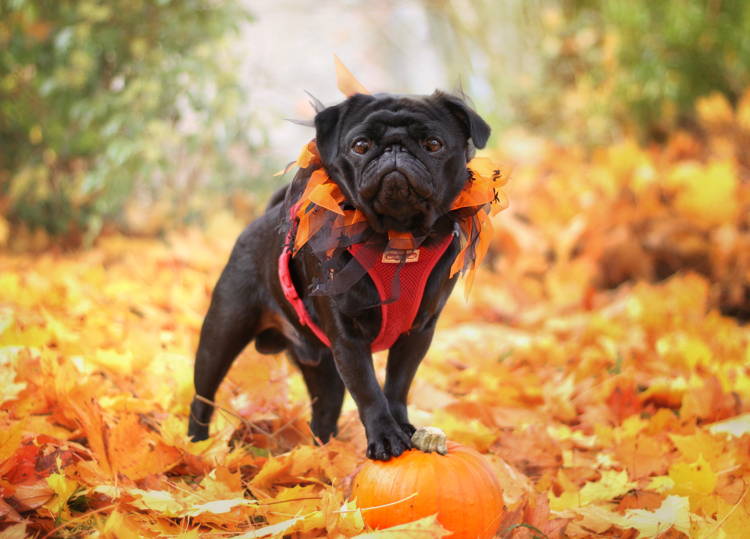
[314,91,490,235]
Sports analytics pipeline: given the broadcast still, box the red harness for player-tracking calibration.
[278,208,453,352]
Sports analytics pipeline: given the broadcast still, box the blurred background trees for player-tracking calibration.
[422,0,750,144]
[416,0,750,318]
[1,0,749,318]
[0,0,263,247]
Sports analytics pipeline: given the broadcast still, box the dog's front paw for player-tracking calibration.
[397,421,416,437]
[365,417,413,460]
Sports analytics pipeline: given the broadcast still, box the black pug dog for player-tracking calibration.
[188,91,490,460]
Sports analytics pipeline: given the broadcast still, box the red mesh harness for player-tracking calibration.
[278,206,453,352]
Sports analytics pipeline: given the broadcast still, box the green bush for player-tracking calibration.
[422,0,750,144]
[0,0,261,245]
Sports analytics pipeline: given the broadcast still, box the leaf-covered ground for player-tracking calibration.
[2,93,750,538]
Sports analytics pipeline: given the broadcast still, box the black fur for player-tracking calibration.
[188,92,490,460]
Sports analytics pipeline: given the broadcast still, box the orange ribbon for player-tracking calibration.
[289,141,508,288]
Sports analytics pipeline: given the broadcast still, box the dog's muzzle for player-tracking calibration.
[373,170,419,217]
[365,145,435,231]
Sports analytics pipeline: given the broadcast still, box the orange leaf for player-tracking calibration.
[68,397,112,477]
[107,414,181,481]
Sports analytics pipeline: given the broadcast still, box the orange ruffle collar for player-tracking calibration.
[287,140,508,289]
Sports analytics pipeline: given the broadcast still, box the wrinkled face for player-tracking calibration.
[314,92,490,235]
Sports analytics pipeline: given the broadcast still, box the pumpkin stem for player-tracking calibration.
[411,426,448,455]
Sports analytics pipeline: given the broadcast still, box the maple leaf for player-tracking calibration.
[232,515,308,538]
[575,495,691,538]
[44,472,78,515]
[668,454,718,508]
[549,470,636,511]
[0,420,24,464]
[127,488,186,516]
[613,434,672,480]
[3,92,750,539]
[107,413,182,481]
[0,348,27,406]
[353,514,450,538]
[101,511,145,539]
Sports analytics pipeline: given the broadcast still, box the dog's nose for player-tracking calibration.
[374,171,420,220]
[384,143,408,154]
[381,171,411,198]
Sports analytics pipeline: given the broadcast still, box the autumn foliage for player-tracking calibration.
[1,91,750,537]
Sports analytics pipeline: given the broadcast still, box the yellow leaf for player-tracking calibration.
[42,310,80,345]
[669,455,717,502]
[90,348,136,376]
[354,514,450,538]
[668,161,738,226]
[580,470,637,504]
[129,489,185,516]
[232,516,306,538]
[185,498,256,517]
[0,348,27,406]
[101,511,143,539]
[145,351,193,412]
[575,495,690,538]
[669,430,735,473]
[432,410,496,452]
[334,499,365,536]
[261,485,320,524]
[0,420,25,463]
[550,470,636,511]
[647,476,676,493]
[44,473,78,514]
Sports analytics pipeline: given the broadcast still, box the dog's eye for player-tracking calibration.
[351,138,371,155]
[422,138,443,152]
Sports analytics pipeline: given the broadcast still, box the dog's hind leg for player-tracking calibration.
[289,347,345,443]
[188,264,262,441]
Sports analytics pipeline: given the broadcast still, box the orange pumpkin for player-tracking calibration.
[352,427,504,538]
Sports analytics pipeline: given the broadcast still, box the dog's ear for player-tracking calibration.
[314,93,374,166]
[433,91,491,150]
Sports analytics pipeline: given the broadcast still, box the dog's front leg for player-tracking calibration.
[331,338,412,460]
[383,322,436,437]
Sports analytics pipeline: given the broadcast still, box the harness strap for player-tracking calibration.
[279,205,332,347]
[348,235,453,352]
[278,205,453,351]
